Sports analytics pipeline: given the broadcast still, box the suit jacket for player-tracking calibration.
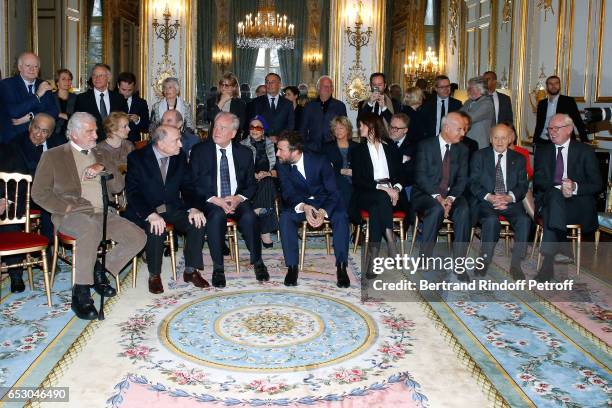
[300,97,348,152]
[412,136,469,200]
[207,97,248,138]
[351,141,403,193]
[533,139,601,231]
[276,152,344,216]
[321,140,358,177]
[469,147,528,204]
[127,95,150,143]
[248,94,295,136]
[462,136,479,162]
[495,91,514,124]
[125,144,194,223]
[74,89,128,140]
[10,133,64,177]
[52,91,77,138]
[389,136,417,187]
[420,96,462,139]
[0,75,59,141]
[189,140,256,205]
[357,95,402,126]
[461,96,496,149]
[402,105,427,144]
[533,94,587,143]
[31,143,123,224]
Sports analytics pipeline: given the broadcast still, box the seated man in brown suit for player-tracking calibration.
[32,112,146,320]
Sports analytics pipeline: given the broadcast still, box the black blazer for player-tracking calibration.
[322,140,358,176]
[10,133,64,177]
[357,95,402,126]
[469,147,528,203]
[412,136,469,199]
[248,94,295,136]
[351,141,402,193]
[127,95,150,143]
[189,140,256,204]
[533,139,601,231]
[125,144,194,224]
[496,92,514,124]
[402,105,427,144]
[300,97,348,153]
[462,136,479,162]
[52,91,77,138]
[74,89,128,139]
[420,96,463,139]
[207,97,248,138]
[533,95,587,144]
[390,137,417,187]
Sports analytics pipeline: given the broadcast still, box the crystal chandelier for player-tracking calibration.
[236,0,295,49]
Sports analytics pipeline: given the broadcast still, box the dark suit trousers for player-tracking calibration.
[356,190,402,242]
[478,201,530,267]
[412,195,470,257]
[539,188,584,256]
[203,200,261,268]
[145,209,205,276]
[279,209,349,267]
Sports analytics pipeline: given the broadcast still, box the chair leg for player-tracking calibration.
[504,226,510,257]
[71,244,77,286]
[299,223,307,272]
[50,232,59,286]
[446,224,452,255]
[466,227,475,257]
[232,226,240,275]
[132,256,138,288]
[531,225,541,259]
[40,249,52,307]
[275,200,281,241]
[399,221,405,255]
[410,217,419,256]
[537,251,542,271]
[26,254,34,291]
[115,273,121,294]
[353,223,361,254]
[576,228,581,275]
[595,229,600,252]
[364,219,370,260]
[325,225,331,255]
[168,230,177,281]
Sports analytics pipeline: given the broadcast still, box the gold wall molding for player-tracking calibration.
[595,0,612,102]
[514,0,530,143]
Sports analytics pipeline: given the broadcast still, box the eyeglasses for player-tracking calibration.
[546,124,571,133]
[249,125,264,131]
[31,125,51,135]
[436,85,451,89]
[389,126,407,131]
[220,83,233,88]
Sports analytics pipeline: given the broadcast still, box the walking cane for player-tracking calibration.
[98,171,114,320]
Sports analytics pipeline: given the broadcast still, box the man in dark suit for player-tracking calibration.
[470,124,530,279]
[276,131,350,287]
[357,72,402,126]
[388,113,416,219]
[420,75,462,139]
[74,63,128,140]
[247,73,294,137]
[533,76,587,144]
[116,72,150,143]
[533,114,601,282]
[483,71,513,125]
[161,110,200,155]
[190,112,269,287]
[411,112,471,281]
[300,75,348,153]
[125,125,208,294]
[0,52,59,143]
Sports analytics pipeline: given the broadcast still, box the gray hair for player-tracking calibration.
[29,112,56,131]
[162,77,180,93]
[150,125,170,144]
[162,109,183,123]
[467,76,488,96]
[91,63,111,76]
[554,113,574,127]
[66,112,96,140]
[316,75,333,91]
[214,111,240,131]
[17,52,40,66]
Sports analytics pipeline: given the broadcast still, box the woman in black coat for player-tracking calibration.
[206,72,247,138]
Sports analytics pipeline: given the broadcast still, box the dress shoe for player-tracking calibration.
[254,261,270,282]
[212,269,226,288]
[456,272,471,283]
[336,263,350,288]
[93,264,117,298]
[71,285,98,320]
[510,265,526,280]
[183,270,210,288]
[148,275,164,294]
[10,274,25,293]
[284,266,298,286]
[535,269,553,283]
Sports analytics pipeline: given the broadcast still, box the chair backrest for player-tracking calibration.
[0,172,32,231]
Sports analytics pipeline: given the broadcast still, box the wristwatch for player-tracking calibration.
[28,112,34,121]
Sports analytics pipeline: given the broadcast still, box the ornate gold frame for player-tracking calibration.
[595,0,612,102]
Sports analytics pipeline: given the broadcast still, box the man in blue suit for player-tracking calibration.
[0,52,59,142]
[116,72,150,143]
[276,131,350,288]
[299,76,348,153]
[247,73,294,137]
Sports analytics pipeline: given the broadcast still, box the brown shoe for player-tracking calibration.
[184,270,210,288]
[148,275,164,294]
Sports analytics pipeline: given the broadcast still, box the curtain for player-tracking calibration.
[320,0,331,77]
[230,0,258,87]
[276,0,307,86]
[383,0,393,79]
[197,0,215,102]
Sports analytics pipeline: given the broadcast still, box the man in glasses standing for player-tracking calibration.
[420,75,462,140]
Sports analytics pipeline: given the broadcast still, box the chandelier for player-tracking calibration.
[236,0,295,49]
[404,47,439,89]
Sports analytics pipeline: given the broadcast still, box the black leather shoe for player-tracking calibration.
[254,261,270,282]
[71,285,98,320]
[10,274,25,293]
[212,269,226,288]
[284,266,298,286]
[510,265,526,280]
[183,270,210,288]
[93,265,117,298]
[336,263,350,288]
[456,272,471,283]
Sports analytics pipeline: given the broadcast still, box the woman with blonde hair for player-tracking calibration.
[95,111,134,192]
[401,86,426,142]
[206,72,247,138]
[150,77,194,132]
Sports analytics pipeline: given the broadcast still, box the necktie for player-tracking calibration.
[35,144,44,156]
[374,102,380,115]
[439,99,446,133]
[270,97,276,111]
[80,149,89,155]
[159,157,169,183]
[554,146,564,185]
[220,148,231,197]
[99,93,108,120]
[438,144,450,196]
[28,84,34,95]
[494,153,506,194]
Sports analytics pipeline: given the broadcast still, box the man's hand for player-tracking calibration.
[209,196,233,213]
[58,112,69,120]
[561,178,575,198]
[255,171,271,181]
[383,187,399,207]
[226,195,244,213]
[147,212,166,235]
[82,163,105,180]
[188,208,206,228]
[36,81,52,97]
[0,198,6,215]
[218,93,232,108]
[303,204,323,228]
[340,168,352,176]
[11,114,30,126]
[128,114,140,123]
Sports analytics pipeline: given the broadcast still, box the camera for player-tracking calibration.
[584,107,612,124]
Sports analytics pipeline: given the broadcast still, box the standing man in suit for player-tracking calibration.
[190,112,269,287]
[248,73,294,138]
[276,131,350,287]
[116,72,150,143]
[420,75,462,139]
[0,52,59,142]
[411,112,471,281]
[126,125,208,294]
[74,63,128,140]
[32,112,146,319]
[300,75,348,153]
[483,71,513,125]
[533,76,587,145]
[357,72,402,126]
[470,124,530,279]
[533,114,601,282]
[161,110,200,156]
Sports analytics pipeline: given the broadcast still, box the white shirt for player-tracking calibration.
[491,91,500,122]
[540,95,559,140]
[394,135,406,147]
[367,142,402,191]
[483,149,516,202]
[267,93,279,109]
[435,96,449,136]
[367,99,388,115]
[94,88,111,116]
[70,141,89,154]
[126,96,132,111]
[22,78,36,95]
[292,153,313,213]
[553,138,578,194]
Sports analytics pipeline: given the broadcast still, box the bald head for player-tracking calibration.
[440,112,465,144]
[490,124,512,153]
[18,52,40,82]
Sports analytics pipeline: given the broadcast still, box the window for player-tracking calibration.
[86,0,104,79]
[251,48,280,90]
